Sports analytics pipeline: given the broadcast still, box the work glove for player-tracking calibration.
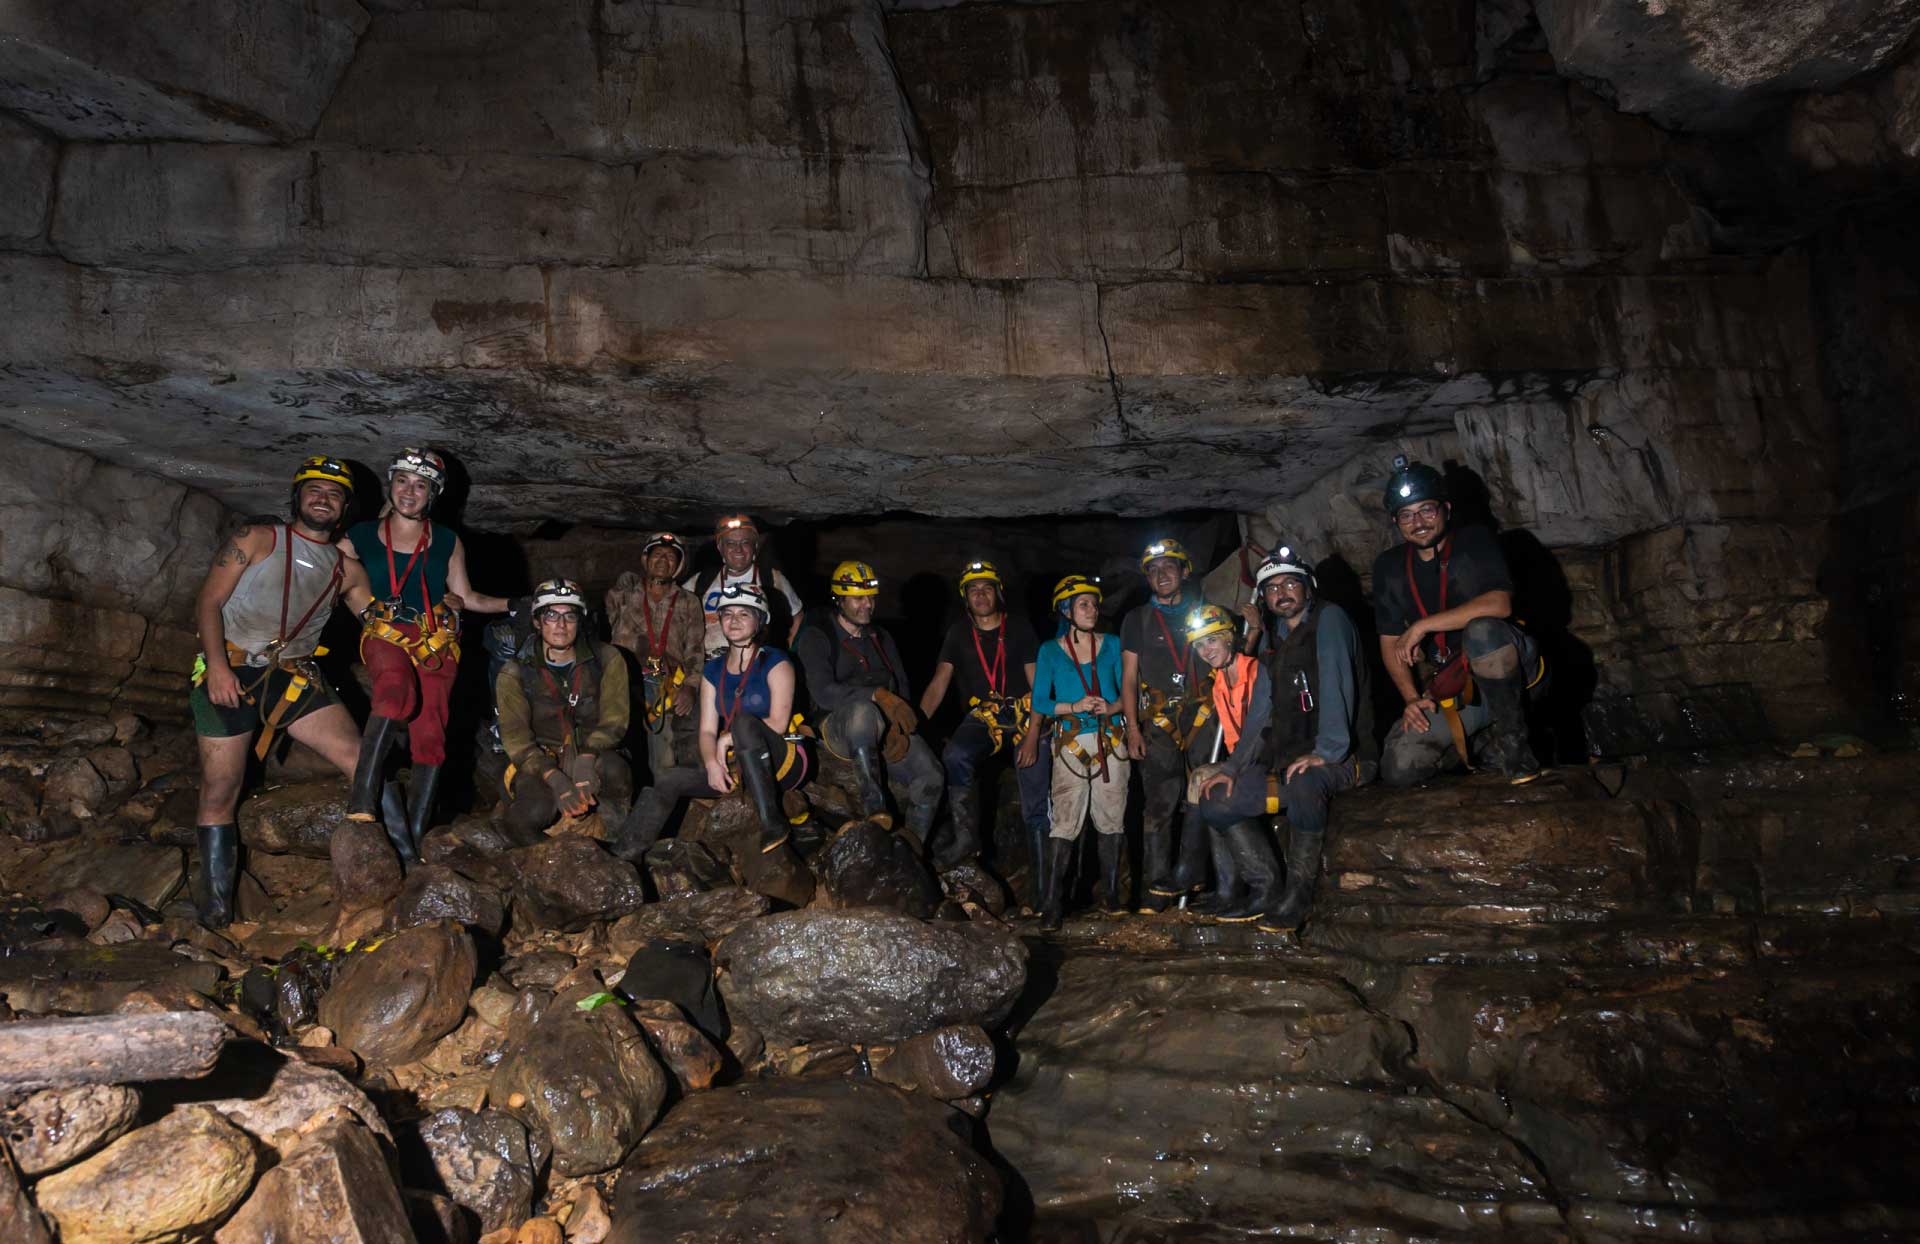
[567,751,602,799]
[545,767,592,818]
[872,688,918,736]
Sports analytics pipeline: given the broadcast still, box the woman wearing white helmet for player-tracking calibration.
[611,581,815,906]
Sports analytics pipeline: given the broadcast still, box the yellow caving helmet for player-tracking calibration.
[830,559,881,598]
[1051,574,1103,613]
[292,455,354,495]
[1185,603,1236,646]
[957,559,1003,595]
[1139,538,1193,572]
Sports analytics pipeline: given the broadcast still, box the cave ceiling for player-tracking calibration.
[2,0,1915,529]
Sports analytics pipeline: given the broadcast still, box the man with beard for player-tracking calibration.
[345,448,510,866]
[189,456,375,927]
[606,531,705,779]
[1119,538,1214,913]
[794,560,944,849]
[918,559,1048,876]
[1373,455,1545,786]
[685,514,803,657]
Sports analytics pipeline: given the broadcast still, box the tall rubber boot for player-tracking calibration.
[903,790,939,858]
[1170,802,1210,895]
[347,715,401,822]
[405,764,443,861]
[1478,671,1543,785]
[737,737,793,855]
[1186,825,1244,914]
[934,785,980,871]
[1026,818,1051,915]
[1258,829,1326,933]
[194,823,239,929]
[850,739,894,829]
[1139,825,1176,912]
[1097,832,1127,914]
[1215,820,1282,923]
[609,792,668,863]
[1039,837,1074,932]
[381,779,416,869]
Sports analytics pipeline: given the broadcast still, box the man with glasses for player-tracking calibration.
[1372,456,1544,786]
[685,514,804,657]
[494,578,635,841]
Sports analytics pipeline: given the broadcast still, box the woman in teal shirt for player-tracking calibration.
[1031,575,1130,929]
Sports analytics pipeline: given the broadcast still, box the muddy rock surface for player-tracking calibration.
[813,819,943,918]
[1,1084,140,1176]
[412,1106,542,1236]
[237,781,351,858]
[212,1116,411,1244]
[511,837,647,931]
[394,863,507,937]
[33,1105,258,1244]
[317,922,477,1068]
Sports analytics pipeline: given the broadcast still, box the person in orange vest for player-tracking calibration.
[1185,605,1281,922]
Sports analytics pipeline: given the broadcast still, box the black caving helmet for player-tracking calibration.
[1383,454,1447,517]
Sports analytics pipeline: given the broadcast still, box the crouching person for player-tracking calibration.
[1187,605,1282,923]
[495,579,634,842]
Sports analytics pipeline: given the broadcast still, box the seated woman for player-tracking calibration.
[1188,604,1283,923]
[610,582,810,868]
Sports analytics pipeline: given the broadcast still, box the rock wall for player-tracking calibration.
[0,433,229,718]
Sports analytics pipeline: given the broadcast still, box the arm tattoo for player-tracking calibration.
[215,540,249,567]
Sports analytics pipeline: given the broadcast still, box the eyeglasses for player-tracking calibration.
[537,609,581,624]
[1395,502,1444,526]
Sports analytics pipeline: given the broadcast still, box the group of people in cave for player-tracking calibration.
[188,448,1547,934]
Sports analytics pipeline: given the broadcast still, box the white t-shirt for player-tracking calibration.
[683,563,804,655]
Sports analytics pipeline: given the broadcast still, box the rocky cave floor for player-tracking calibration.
[2,708,1919,1244]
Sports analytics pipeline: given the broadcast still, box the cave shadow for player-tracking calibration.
[974,936,1067,1244]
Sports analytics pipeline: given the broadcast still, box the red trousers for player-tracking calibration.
[363,624,458,766]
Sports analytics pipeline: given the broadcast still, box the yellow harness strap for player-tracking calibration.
[359,601,462,669]
[966,693,1032,755]
[1139,683,1215,751]
[643,665,688,732]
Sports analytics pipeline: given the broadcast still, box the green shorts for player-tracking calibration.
[190,665,341,739]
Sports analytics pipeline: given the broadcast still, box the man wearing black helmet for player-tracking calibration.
[607,531,705,779]
[1372,455,1544,786]
[344,447,510,864]
[188,456,376,926]
[919,559,1047,875]
[494,578,634,841]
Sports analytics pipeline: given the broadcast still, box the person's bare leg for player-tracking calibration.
[286,703,364,780]
[196,734,252,823]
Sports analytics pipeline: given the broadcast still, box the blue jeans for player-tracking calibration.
[943,716,1050,841]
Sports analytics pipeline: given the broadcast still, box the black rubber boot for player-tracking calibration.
[934,785,980,871]
[1170,802,1210,896]
[736,728,793,855]
[1215,820,1282,923]
[610,792,668,863]
[194,823,239,929]
[382,779,417,869]
[1026,819,1051,915]
[405,764,443,860]
[1186,825,1244,914]
[348,715,401,821]
[903,791,939,858]
[1039,837,1074,932]
[850,740,893,828]
[1139,826,1176,912]
[1477,672,1543,785]
[1097,832,1127,914]
[1258,829,1326,933]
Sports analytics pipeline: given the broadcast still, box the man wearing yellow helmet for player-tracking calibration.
[918,560,1048,881]
[1031,574,1129,929]
[188,456,376,927]
[1120,537,1215,913]
[793,559,943,847]
[684,514,803,658]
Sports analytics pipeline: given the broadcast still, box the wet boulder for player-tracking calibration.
[608,887,770,951]
[1,1084,140,1176]
[238,780,349,857]
[143,1044,391,1158]
[394,864,507,937]
[608,1079,1000,1244]
[317,921,477,1068]
[40,755,108,822]
[814,819,942,918]
[5,838,185,912]
[511,837,646,931]
[34,1106,258,1244]
[715,909,1027,1044]
[490,981,669,1177]
[677,798,816,907]
[0,941,221,1014]
[641,838,732,898]
[868,1025,996,1101]
[214,1115,411,1244]
[414,1106,540,1236]
[629,999,725,1095]
[328,819,403,914]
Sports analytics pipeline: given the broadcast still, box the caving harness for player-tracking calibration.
[1052,632,1125,782]
[638,589,688,734]
[192,525,342,760]
[1138,605,1215,748]
[359,517,459,670]
[961,622,1034,754]
[714,646,811,821]
[1407,537,1546,766]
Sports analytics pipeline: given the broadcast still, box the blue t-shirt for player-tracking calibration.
[704,648,790,725]
[1032,632,1123,737]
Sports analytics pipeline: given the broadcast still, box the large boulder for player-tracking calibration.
[40,755,108,822]
[607,887,770,951]
[715,910,1027,1044]
[813,819,942,918]
[33,1105,258,1244]
[214,1116,412,1244]
[4,838,184,911]
[318,921,477,1068]
[414,1107,541,1236]
[394,864,507,937]
[327,820,403,915]
[867,1025,996,1101]
[0,942,220,1014]
[609,1079,1001,1244]
[239,780,350,858]
[1,1084,140,1175]
[489,981,669,1177]
[143,1044,391,1158]
[511,837,646,931]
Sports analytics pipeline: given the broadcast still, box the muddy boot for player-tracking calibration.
[1186,825,1244,914]
[903,792,939,858]
[1039,837,1074,932]
[934,785,980,871]
[347,715,400,821]
[405,764,443,861]
[610,792,669,863]
[193,823,239,929]
[850,739,894,829]
[1139,825,1177,913]
[1169,802,1210,897]
[1478,672,1543,785]
[381,779,416,869]
[1215,820,1281,923]
[1258,829,1325,933]
[1097,832,1128,914]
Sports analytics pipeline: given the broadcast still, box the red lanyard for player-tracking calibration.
[719,647,760,731]
[1405,535,1454,658]
[1065,631,1100,699]
[641,590,676,661]
[1149,606,1192,684]
[539,660,585,747]
[841,627,897,685]
[970,624,1007,697]
[383,517,436,631]
[278,525,342,645]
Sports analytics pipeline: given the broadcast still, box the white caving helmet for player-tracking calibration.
[532,577,588,618]
[714,581,771,623]
[1254,544,1316,591]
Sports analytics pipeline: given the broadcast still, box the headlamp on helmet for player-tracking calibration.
[642,531,688,576]
[1051,574,1103,613]
[715,581,771,622]
[715,514,758,538]
[1383,454,1447,516]
[1184,604,1236,646]
[1254,544,1316,591]
[292,456,354,496]
[388,447,447,496]
[830,560,881,598]
[1139,538,1193,572]
[531,577,587,620]
[958,559,1003,595]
